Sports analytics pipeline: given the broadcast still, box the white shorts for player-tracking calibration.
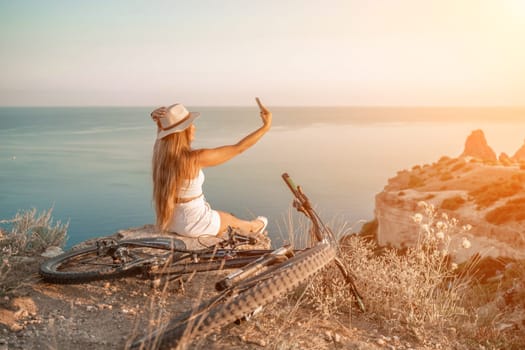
[168,196,221,237]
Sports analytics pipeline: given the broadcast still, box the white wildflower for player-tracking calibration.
[412,213,423,224]
[461,237,471,249]
[441,212,449,220]
[417,201,428,208]
[421,224,430,234]
[462,224,472,232]
[436,221,444,229]
[436,231,445,240]
[451,263,458,271]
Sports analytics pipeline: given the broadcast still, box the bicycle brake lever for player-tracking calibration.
[293,199,308,216]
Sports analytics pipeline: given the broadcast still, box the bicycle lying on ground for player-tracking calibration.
[40,228,272,285]
[127,173,365,349]
[40,173,364,348]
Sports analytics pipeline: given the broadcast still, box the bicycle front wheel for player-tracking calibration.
[131,242,336,349]
[40,237,185,284]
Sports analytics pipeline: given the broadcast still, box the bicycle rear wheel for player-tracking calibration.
[40,237,186,284]
[131,242,336,349]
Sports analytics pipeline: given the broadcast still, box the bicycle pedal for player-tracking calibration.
[234,305,264,325]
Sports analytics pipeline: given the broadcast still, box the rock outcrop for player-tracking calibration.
[498,152,514,166]
[372,130,525,262]
[499,152,512,165]
[375,187,525,262]
[81,224,272,251]
[460,129,497,161]
[511,139,525,162]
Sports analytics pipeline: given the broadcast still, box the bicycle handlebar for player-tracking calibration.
[282,173,324,242]
[282,173,309,207]
[282,173,298,195]
[282,173,365,311]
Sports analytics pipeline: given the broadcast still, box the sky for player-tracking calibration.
[1,0,524,106]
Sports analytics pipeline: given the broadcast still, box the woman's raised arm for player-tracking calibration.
[195,97,272,168]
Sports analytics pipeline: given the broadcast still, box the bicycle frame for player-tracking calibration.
[214,173,361,303]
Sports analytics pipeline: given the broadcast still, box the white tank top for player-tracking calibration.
[178,169,204,198]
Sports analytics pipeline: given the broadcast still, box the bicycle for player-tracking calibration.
[39,229,273,285]
[129,173,365,349]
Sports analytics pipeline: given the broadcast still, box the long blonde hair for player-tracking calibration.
[152,128,199,231]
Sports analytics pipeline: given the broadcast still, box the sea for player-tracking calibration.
[1,106,524,248]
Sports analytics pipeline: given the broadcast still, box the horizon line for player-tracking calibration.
[1,105,525,109]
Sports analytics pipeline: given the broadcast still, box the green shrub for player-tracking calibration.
[441,196,466,210]
[440,172,453,181]
[407,174,425,188]
[511,173,525,182]
[438,156,451,164]
[0,207,68,256]
[485,197,525,224]
[469,180,522,209]
[451,162,466,172]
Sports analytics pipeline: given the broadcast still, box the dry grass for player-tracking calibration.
[124,203,525,349]
[120,199,525,350]
[461,257,525,349]
[304,203,525,349]
[0,207,68,256]
[1,207,68,296]
[310,202,471,330]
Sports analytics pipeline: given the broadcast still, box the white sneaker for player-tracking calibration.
[254,216,268,234]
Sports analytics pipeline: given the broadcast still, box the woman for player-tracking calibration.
[150,97,271,238]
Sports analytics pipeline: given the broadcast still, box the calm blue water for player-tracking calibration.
[1,106,524,248]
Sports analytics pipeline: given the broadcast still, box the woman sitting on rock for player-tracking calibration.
[150,97,271,238]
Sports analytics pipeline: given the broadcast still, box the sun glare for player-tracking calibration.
[507,0,525,18]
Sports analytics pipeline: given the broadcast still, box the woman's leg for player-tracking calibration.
[216,211,266,237]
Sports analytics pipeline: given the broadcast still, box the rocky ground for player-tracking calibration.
[0,251,461,350]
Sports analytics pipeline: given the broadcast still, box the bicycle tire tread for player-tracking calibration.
[135,243,336,349]
[39,245,141,284]
[39,237,179,284]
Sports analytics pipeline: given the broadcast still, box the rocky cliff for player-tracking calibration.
[373,130,525,262]
[460,129,497,161]
[512,139,525,161]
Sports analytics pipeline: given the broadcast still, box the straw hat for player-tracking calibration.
[155,103,200,139]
